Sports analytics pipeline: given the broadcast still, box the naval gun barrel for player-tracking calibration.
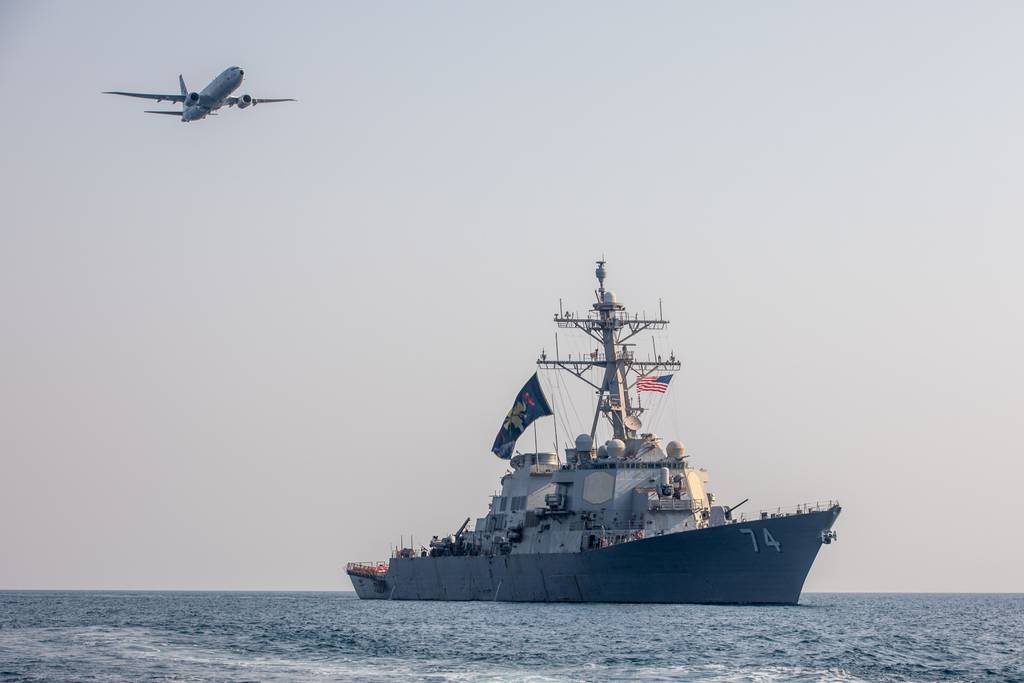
[728,498,750,512]
[726,498,749,520]
[454,517,471,538]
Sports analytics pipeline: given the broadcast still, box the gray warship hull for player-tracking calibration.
[350,506,839,604]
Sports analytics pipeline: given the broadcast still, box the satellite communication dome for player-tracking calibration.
[666,440,686,460]
[596,445,609,459]
[606,438,626,459]
[602,290,617,305]
[575,434,593,452]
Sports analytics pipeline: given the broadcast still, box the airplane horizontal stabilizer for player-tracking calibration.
[144,110,183,116]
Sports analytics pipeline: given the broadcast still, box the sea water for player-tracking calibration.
[0,592,1020,681]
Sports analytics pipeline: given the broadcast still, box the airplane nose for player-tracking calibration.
[238,69,244,76]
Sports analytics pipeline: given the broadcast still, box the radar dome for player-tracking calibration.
[602,290,617,305]
[575,434,593,452]
[666,440,686,460]
[596,444,608,459]
[605,438,626,459]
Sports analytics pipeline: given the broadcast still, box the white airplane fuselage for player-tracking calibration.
[184,66,244,122]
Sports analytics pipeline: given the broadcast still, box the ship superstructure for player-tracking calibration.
[347,262,840,604]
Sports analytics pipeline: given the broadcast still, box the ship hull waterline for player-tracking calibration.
[349,506,840,605]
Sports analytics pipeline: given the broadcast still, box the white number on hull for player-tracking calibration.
[739,527,783,553]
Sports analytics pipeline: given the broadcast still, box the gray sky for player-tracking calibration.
[1,1,1021,592]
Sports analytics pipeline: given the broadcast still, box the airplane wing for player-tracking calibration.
[104,91,185,103]
[144,110,183,116]
[225,96,297,107]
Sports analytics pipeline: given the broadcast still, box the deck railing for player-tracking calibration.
[733,500,840,522]
[650,498,701,512]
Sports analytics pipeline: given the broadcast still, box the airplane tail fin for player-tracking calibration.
[179,74,187,98]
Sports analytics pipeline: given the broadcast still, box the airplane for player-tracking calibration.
[103,66,294,122]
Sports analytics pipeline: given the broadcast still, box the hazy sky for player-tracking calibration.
[1,1,1021,592]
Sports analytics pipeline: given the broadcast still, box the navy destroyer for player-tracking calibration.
[347,262,840,604]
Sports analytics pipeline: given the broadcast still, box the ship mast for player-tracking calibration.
[537,261,681,441]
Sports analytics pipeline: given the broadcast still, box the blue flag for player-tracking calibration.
[491,373,553,458]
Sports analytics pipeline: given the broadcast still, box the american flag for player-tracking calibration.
[636,374,673,393]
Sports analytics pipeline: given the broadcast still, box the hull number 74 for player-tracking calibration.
[740,527,781,552]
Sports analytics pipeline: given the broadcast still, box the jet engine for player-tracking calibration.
[237,94,253,109]
[186,92,200,106]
